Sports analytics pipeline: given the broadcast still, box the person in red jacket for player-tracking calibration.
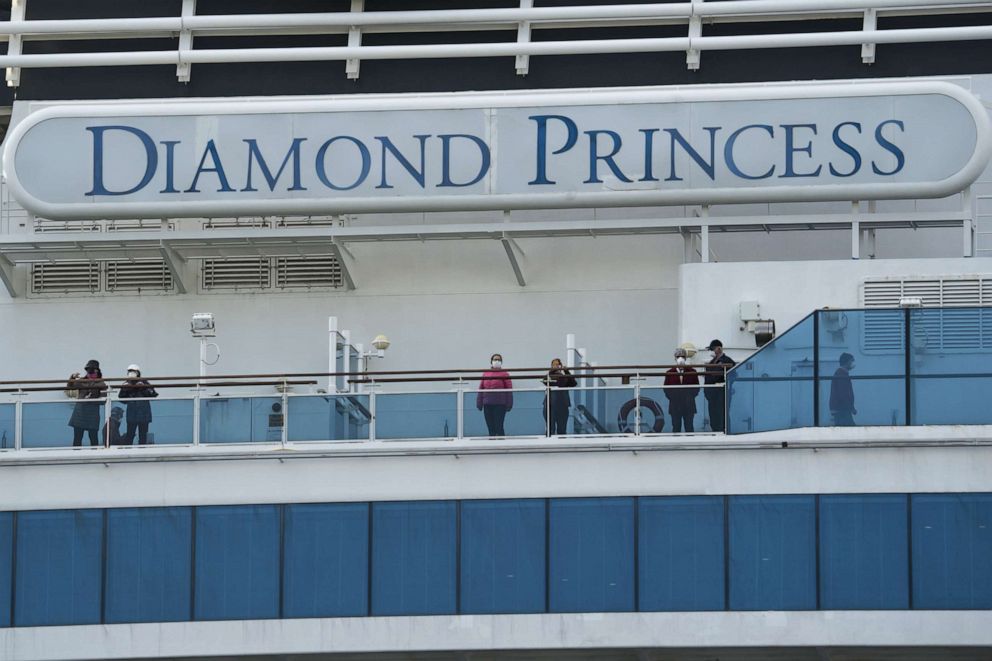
[664,347,700,433]
[477,353,513,436]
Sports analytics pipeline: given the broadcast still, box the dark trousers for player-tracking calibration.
[125,421,150,445]
[707,391,726,432]
[483,405,507,436]
[547,404,569,436]
[72,427,99,447]
[671,409,694,433]
[832,410,855,426]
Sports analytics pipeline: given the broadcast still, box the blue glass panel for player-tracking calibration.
[912,494,992,609]
[15,509,103,626]
[728,314,814,434]
[639,497,724,611]
[729,495,816,610]
[460,499,545,614]
[22,401,104,448]
[374,393,458,440]
[0,513,11,627]
[283,503,369,618]
[819,495,908,609]
[287,395,371,442]
[910,308,992,425]
[106,507,192,623]
[200,396,282,443]
[0,404,14,449]
[463,389,547,437]
[371,501,456,615]
[549,497,634,613]
[116,399,195,446]
[194,505,280,620]
[639,386,706,434]
[570,387,637,435]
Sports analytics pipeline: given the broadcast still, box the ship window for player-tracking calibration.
[0,513,11,628]
[194,505,280,621]
[729,495,816,610]
[283,503,369,618]
[14,509,103,627]
[819,495,909,609]
[460,499,546,615]
[638,496,725,612]
[371,501,456,616]
[912,494,992,609]
[105,507,192,624]
[549,497,635,613]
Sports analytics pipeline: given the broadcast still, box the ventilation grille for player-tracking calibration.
[106,260,173,292]
[30,262,100,293]
[202,258,271,290]
[862,276,992,308]
[275,256,344,289]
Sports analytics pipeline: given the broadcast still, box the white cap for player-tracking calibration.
[127,364,140,373]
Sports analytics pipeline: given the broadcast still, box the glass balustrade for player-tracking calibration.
[373,391,458,440]
[0,404,13,449]
[286,394,371,442]
[462,389,546,438]
[199,396,283,444]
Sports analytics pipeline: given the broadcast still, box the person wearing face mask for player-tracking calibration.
[67,359,107,447]
[542,358,577,436]
[703,339,735,432]
[664,347,700,433]
[119,364,158,445]
[476,353,513,436]
[829,352,857,426]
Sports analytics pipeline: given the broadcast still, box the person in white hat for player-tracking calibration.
[118,364,158,445]
[664,347,700,433]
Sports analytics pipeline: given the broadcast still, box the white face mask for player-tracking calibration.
[676,356,686,365]
[491,360,502,368]
[127,371,138,377]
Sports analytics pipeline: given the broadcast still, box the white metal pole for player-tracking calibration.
[341,330,352,393]
[565,333,576,369]
[328,316,338,392]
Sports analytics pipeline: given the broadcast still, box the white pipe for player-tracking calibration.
[697,0,985,17]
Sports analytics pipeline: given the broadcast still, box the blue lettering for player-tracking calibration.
[664,127,719,182]
[872,119,905,176]
[639,129,659,182]
[437,134,491,187]
[829,122,862,178]
[85,125,157,197]
[528,114,578,185]
[158,140,180,194]
[184,140,234,193]
[583,130,633,184]
[242,138,308,192]
[315,136,371,191]
[779,124,822,178]
[376,135,430,189]
[724,124,775,180]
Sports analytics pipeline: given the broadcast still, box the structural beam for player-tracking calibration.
[329,240,355,290]
[514,0,533,76]
[500,237,526,287]
[159,240,188,293]
[176,0,196,82]
[4,0,25,88]
[345,0,364,80]
[0,253,19,298]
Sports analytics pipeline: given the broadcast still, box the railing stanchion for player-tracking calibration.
[634,374,642,436]
[104,386,113,449]
[192,388,201,447]
[14,389,23,450]
[813,310,820,427]
[368,383,376,442]
[905,307,912,426]
[281,379,289,447]
[455,378,464,439]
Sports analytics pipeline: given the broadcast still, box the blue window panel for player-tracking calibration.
[105,507,192,624]
[0,513,11,628]
[638,496,725,611]
[912,494,992,609]
[460,499,545,614]
[819,495,908,609]
[283,503,369,618]
[729,495,816,610]
[549,498,634,613]
[194,505,280,621]
[372,501,456,615]
[14,509,103,626]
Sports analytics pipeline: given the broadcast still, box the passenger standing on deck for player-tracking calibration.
[703,339,735,432]
[829,352,857,426]
[664,348,700,433]
[543,358,577,436]
[67,359,106,447]
[477,353,513,436]
[119,364,158,445]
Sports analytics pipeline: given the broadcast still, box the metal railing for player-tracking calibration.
[0,1,989,82]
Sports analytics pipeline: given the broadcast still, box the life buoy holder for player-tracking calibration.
[618,397,665,433]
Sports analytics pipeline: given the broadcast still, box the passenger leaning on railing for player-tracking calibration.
[477,353,512,437]
[65,359,107,447]
[542,358,577,436]
[119,364,158,445]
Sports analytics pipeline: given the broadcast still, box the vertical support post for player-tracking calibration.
[904,307,912,426]
[345,0,364,80]
[963,186,975,257]
[851,218,860,260]
[686,0,701,70]
[514,0,533,75]
[176,0,196,83]
[565,333,576,369]
[455,379,465,439]
[104,386,113,449]
[342,330,353,393]
[192,388,201,446]
[281,383,289,447]
[812,310,820,427]
[700,225,710,264]
[861,8,877,64]
[328,316,338,393]
[13,392,23,450]
[355,343,365,394]
[633,378,642,436]
[5,0,26,88]
[368,385,376,442]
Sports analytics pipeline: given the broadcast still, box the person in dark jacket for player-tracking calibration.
[119,364,158,445]
[829,352,856,426]
[542,358,577,435]
[476,353,512,436]
[67,359,106,447]
[664,347,700,433]
[703,339,735,432]
[103,406,126,446]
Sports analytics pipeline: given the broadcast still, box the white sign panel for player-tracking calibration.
[3,81,990,219]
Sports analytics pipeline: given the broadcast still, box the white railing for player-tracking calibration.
[0,1,989,81]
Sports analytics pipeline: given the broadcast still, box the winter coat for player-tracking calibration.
[67,374,106,431]
[663,367,700,416]
[542,369,577,411]
[119,380,158,424]
[829,367,855,413]
[704,353,735,400]
[477,370,513,409]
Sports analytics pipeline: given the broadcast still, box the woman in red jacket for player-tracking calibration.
[476,353,513,436]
